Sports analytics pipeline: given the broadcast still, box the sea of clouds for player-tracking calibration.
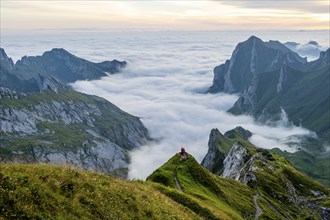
[2,30,329,179]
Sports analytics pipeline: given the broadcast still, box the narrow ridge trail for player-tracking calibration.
[174,176,183,192]
[253,193,263,220]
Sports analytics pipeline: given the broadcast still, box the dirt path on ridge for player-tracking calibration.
[253,193,263,220]
[174,176,183,192]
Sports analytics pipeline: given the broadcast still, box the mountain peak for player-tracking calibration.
[246,35,263,43]
[44,48,73,59]
[12,48,127,84]
[0,48,14,70]
[208,36,306,94]
[224,126,252,140]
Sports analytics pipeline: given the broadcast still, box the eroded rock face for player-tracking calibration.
[0,88,148,178]
[221,143,247,180]
[0,48,14,71]
[208,36,306,94]
[201,128,226,173]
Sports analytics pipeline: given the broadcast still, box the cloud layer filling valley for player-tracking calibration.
[3,30,324,180]
[70,32,321,179]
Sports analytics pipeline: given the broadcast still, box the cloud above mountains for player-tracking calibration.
[1,1,329,30]
[221,0,329,14]
[284,40,328,61]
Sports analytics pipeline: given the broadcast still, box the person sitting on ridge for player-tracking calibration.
[180,147,187,160]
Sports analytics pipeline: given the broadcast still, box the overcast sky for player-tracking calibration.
[1,0,329,31]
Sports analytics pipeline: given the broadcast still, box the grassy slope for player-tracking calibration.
[1,151,329,219]
[0,164,200,220]
[147,154,256,220]
[272,148,330,187]
[252,150,329,219]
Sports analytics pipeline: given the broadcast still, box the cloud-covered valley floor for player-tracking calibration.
[69,31,327,179]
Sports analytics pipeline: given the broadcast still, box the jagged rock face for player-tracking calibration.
[208,36,306,94]
[0,48,14,71]
[201,126,253,174]
[0,88,148,178]
[221,143,247,180]
[38,75,68,93]
[201,128,227,173]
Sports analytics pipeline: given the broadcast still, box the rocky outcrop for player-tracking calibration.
[0,48,14,71]
[0,87,26,99]
[0,87,148,178]
[39,75,68,93]
[202,127,330,219]
[201,128,227,173]
[201,127,253,174]
[221,143,248,180]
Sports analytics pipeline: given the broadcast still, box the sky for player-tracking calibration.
[1,0,329,31]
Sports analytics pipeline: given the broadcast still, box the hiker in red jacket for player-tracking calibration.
[180,147,187,160]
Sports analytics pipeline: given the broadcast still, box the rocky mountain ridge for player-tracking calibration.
[208,37,329,139]
[0,48,148,178]
[0,48,126,93]
[200,127,330,219]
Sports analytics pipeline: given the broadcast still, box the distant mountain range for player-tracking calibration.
[208,36,330,185]
[0,48,147,178]
[0,48,126,93]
